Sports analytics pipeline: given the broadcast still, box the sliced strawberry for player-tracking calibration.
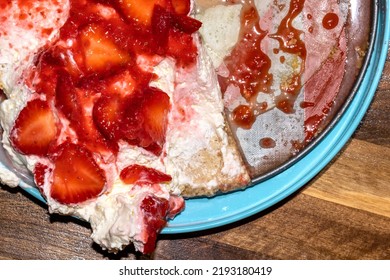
[118,0,168,26]
[120,164,172,185]
[139,87,170,148]
[142,142,164,155]
[79,23,131,73]
[140,195,169,254]
[93,71,140,142]
[10,99,58,156]
[171,0,191,15]
[50,142,106,204]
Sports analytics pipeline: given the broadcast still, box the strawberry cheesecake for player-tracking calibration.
[0,0,250,254]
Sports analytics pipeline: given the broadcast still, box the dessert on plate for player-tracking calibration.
[0,0,351,254]
[0,0,250,253]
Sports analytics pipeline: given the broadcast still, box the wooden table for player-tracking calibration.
[0,47,389,260]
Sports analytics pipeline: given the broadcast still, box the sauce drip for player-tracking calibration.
[322,12,339,30]
[217,0,273,129]
[304,114,325,141]
[231,104,256,129]
[259,137,276,149]
[270,0,306,114]
[219,1,272,102]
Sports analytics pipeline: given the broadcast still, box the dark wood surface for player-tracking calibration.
[0,48,389,260]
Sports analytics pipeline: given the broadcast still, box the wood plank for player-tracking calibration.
[354,89,390,147]
[156,194,390,260]
[303,139,390,217]
[354,45,389,146]
[0,187,116,260]
[377,45,390,91]
[3,184,389,260]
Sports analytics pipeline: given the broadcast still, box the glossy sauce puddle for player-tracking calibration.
[196,0,371,180]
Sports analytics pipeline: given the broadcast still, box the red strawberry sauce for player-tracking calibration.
[27,0,201,158]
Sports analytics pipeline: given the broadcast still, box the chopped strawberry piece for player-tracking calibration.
[33,163,52,196]
[10,99,58,156]
[167,195,185,218]
[151,5,172,54]
[34,52,60,99]
[79,24,131,73]
[117,87,170,154]
[50,142,106,204]
[171,0,191,15]
[105,70,137,97]
[120,164,172,185]
[140,195,169,254]
[167,29,198,67]
[93,93,126,141]
[118,0,168,26]
[151,5,200,54]
[172,14,202,34]
[139,87,170,148]
[56,73,118,155]
[142,142,164,155]
[115,90,144,141]
[55,73,81,121]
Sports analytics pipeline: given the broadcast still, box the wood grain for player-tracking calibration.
[159,194,390,260]
[303,139,390,217]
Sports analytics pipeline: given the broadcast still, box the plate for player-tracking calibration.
[2,0,390,235]
[162,0,390,233]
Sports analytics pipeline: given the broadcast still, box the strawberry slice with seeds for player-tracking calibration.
[120,164,172,185]
[140,87,170,148]
[10,99,58,156]
[50,142,106,204]
[118,0,168,26]
[79,24,131,73]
